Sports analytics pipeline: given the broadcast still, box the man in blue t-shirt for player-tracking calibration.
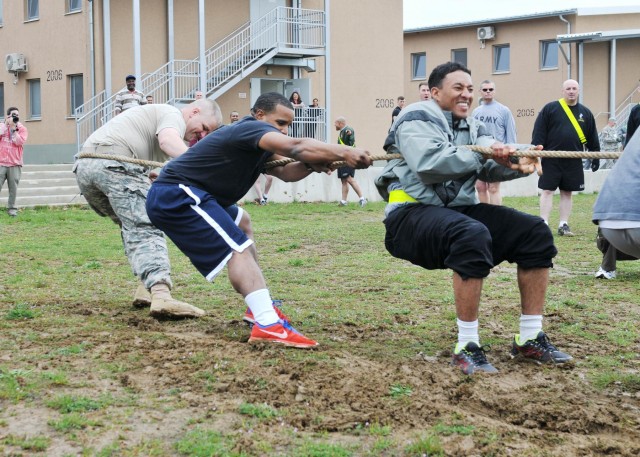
[147,92,372,349]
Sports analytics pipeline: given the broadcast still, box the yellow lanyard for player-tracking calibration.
[558,98,587,144]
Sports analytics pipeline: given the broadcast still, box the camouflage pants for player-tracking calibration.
[74,158,172,289]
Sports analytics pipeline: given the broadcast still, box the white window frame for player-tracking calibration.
[67,0,81,13]
[69,74,84,117]
[26,0,39,21]
[28,78,41,119]
[540,40,559,70]
[411,52,427,80]
[493,44,510,74]
[451,48,467,67]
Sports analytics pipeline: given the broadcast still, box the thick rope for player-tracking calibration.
[77,147,621,171]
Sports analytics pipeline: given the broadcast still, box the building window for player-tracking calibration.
[28,79,41,119]
[451,48,467,67]
[0,83,4,116]
[493,44,510,73]
[411,52,427,80]
[26,0,38,21]
[540,40,559,70]
[67,0,81,13]
[69,74,84,116]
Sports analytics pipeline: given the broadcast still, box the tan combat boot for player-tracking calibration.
[149,283,205,318]
[132,281,152,308]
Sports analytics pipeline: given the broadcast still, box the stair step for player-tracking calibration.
[0,194,86,208]
[0,164,84,208]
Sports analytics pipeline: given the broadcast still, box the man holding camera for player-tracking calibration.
[0,107,28,217]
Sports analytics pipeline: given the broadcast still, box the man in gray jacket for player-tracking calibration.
[376,61,572,374]
[593,129,640,260]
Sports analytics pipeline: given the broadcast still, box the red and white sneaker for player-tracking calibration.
[243,300,289,325]
[249,320,319,348]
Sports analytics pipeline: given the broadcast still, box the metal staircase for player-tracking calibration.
[75,7,325,150]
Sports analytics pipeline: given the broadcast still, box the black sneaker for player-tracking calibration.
[451,342,498,375]
[557,223,575,236]
[510,332,573,364]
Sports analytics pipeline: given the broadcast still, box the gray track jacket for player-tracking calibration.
[376,100,526,207]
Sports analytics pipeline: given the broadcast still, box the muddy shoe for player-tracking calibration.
[150,297,205,318]
[510,332,573,364]
[132,283,152,308]
[451,342,498,375]
[249,320,318,348]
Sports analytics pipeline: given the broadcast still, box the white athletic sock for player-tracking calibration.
[262,194,268,200]
[245,289,279,326]
[559,220,568,227]
[456,319,479,351]
[519,314,543,343]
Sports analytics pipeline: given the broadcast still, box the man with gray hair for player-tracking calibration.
[472,80,517,205]
[74,99,222,318]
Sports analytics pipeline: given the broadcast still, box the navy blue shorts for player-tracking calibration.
[538,158,585,192]
[146,183,253,281]
[384,203,556,279]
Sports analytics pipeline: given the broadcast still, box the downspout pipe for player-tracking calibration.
[88,0,95,99]
[558,14,571,80]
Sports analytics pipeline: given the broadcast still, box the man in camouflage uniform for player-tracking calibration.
[114,75,147,115]
[74,99,222,318]
[600,117,623,169]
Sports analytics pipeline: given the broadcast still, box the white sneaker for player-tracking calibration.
[595,267,616,280]
[359,198,368,207]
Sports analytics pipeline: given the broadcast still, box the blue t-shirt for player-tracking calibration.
[155,116,277,207]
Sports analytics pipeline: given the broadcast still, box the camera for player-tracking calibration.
[12,115,19,123]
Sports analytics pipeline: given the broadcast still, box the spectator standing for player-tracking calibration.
[114,75,147,115]
[335,116,367,207]
[195,91,204,100]
[74,100,222,318]
[146,95,154,104]
[599,117,623,169]
[533,79,600,236]
[0,107,28,217]
[289,91,305,137]
[253,174,273,205]
[418,82,431,101]
[307,98,322,139]
[391,96,405,124]
[472,80,517,205]
[376,61,570,375]
[229,111,240,124]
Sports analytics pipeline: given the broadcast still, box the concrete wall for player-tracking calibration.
[241,167,610,203]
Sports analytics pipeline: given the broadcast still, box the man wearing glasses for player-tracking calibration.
[472,80,517,205]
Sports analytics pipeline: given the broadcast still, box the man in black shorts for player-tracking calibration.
[335,116,367,207]
[376,61,572,374]
[533,79,600,236]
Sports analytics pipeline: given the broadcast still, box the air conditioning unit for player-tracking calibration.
[477,26,495,41]
[5,53,27,73]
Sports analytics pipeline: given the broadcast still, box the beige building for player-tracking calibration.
[0,0,403,164]
[404,6,640,141]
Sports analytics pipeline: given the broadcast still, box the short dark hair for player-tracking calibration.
[7,106,18,116]
[251,92,293,115]
[428,62,471,90]
[397,96,405,102]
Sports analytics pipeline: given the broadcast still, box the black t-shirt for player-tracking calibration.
[155,116,277,207]
[626,104,640,145]
[391,106,401,120]
[531,100,600,152]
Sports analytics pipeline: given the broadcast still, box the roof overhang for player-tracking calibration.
[557,29,640,43]
[404,9,576,33]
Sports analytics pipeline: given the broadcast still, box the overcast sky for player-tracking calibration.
[403,0,640,29]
